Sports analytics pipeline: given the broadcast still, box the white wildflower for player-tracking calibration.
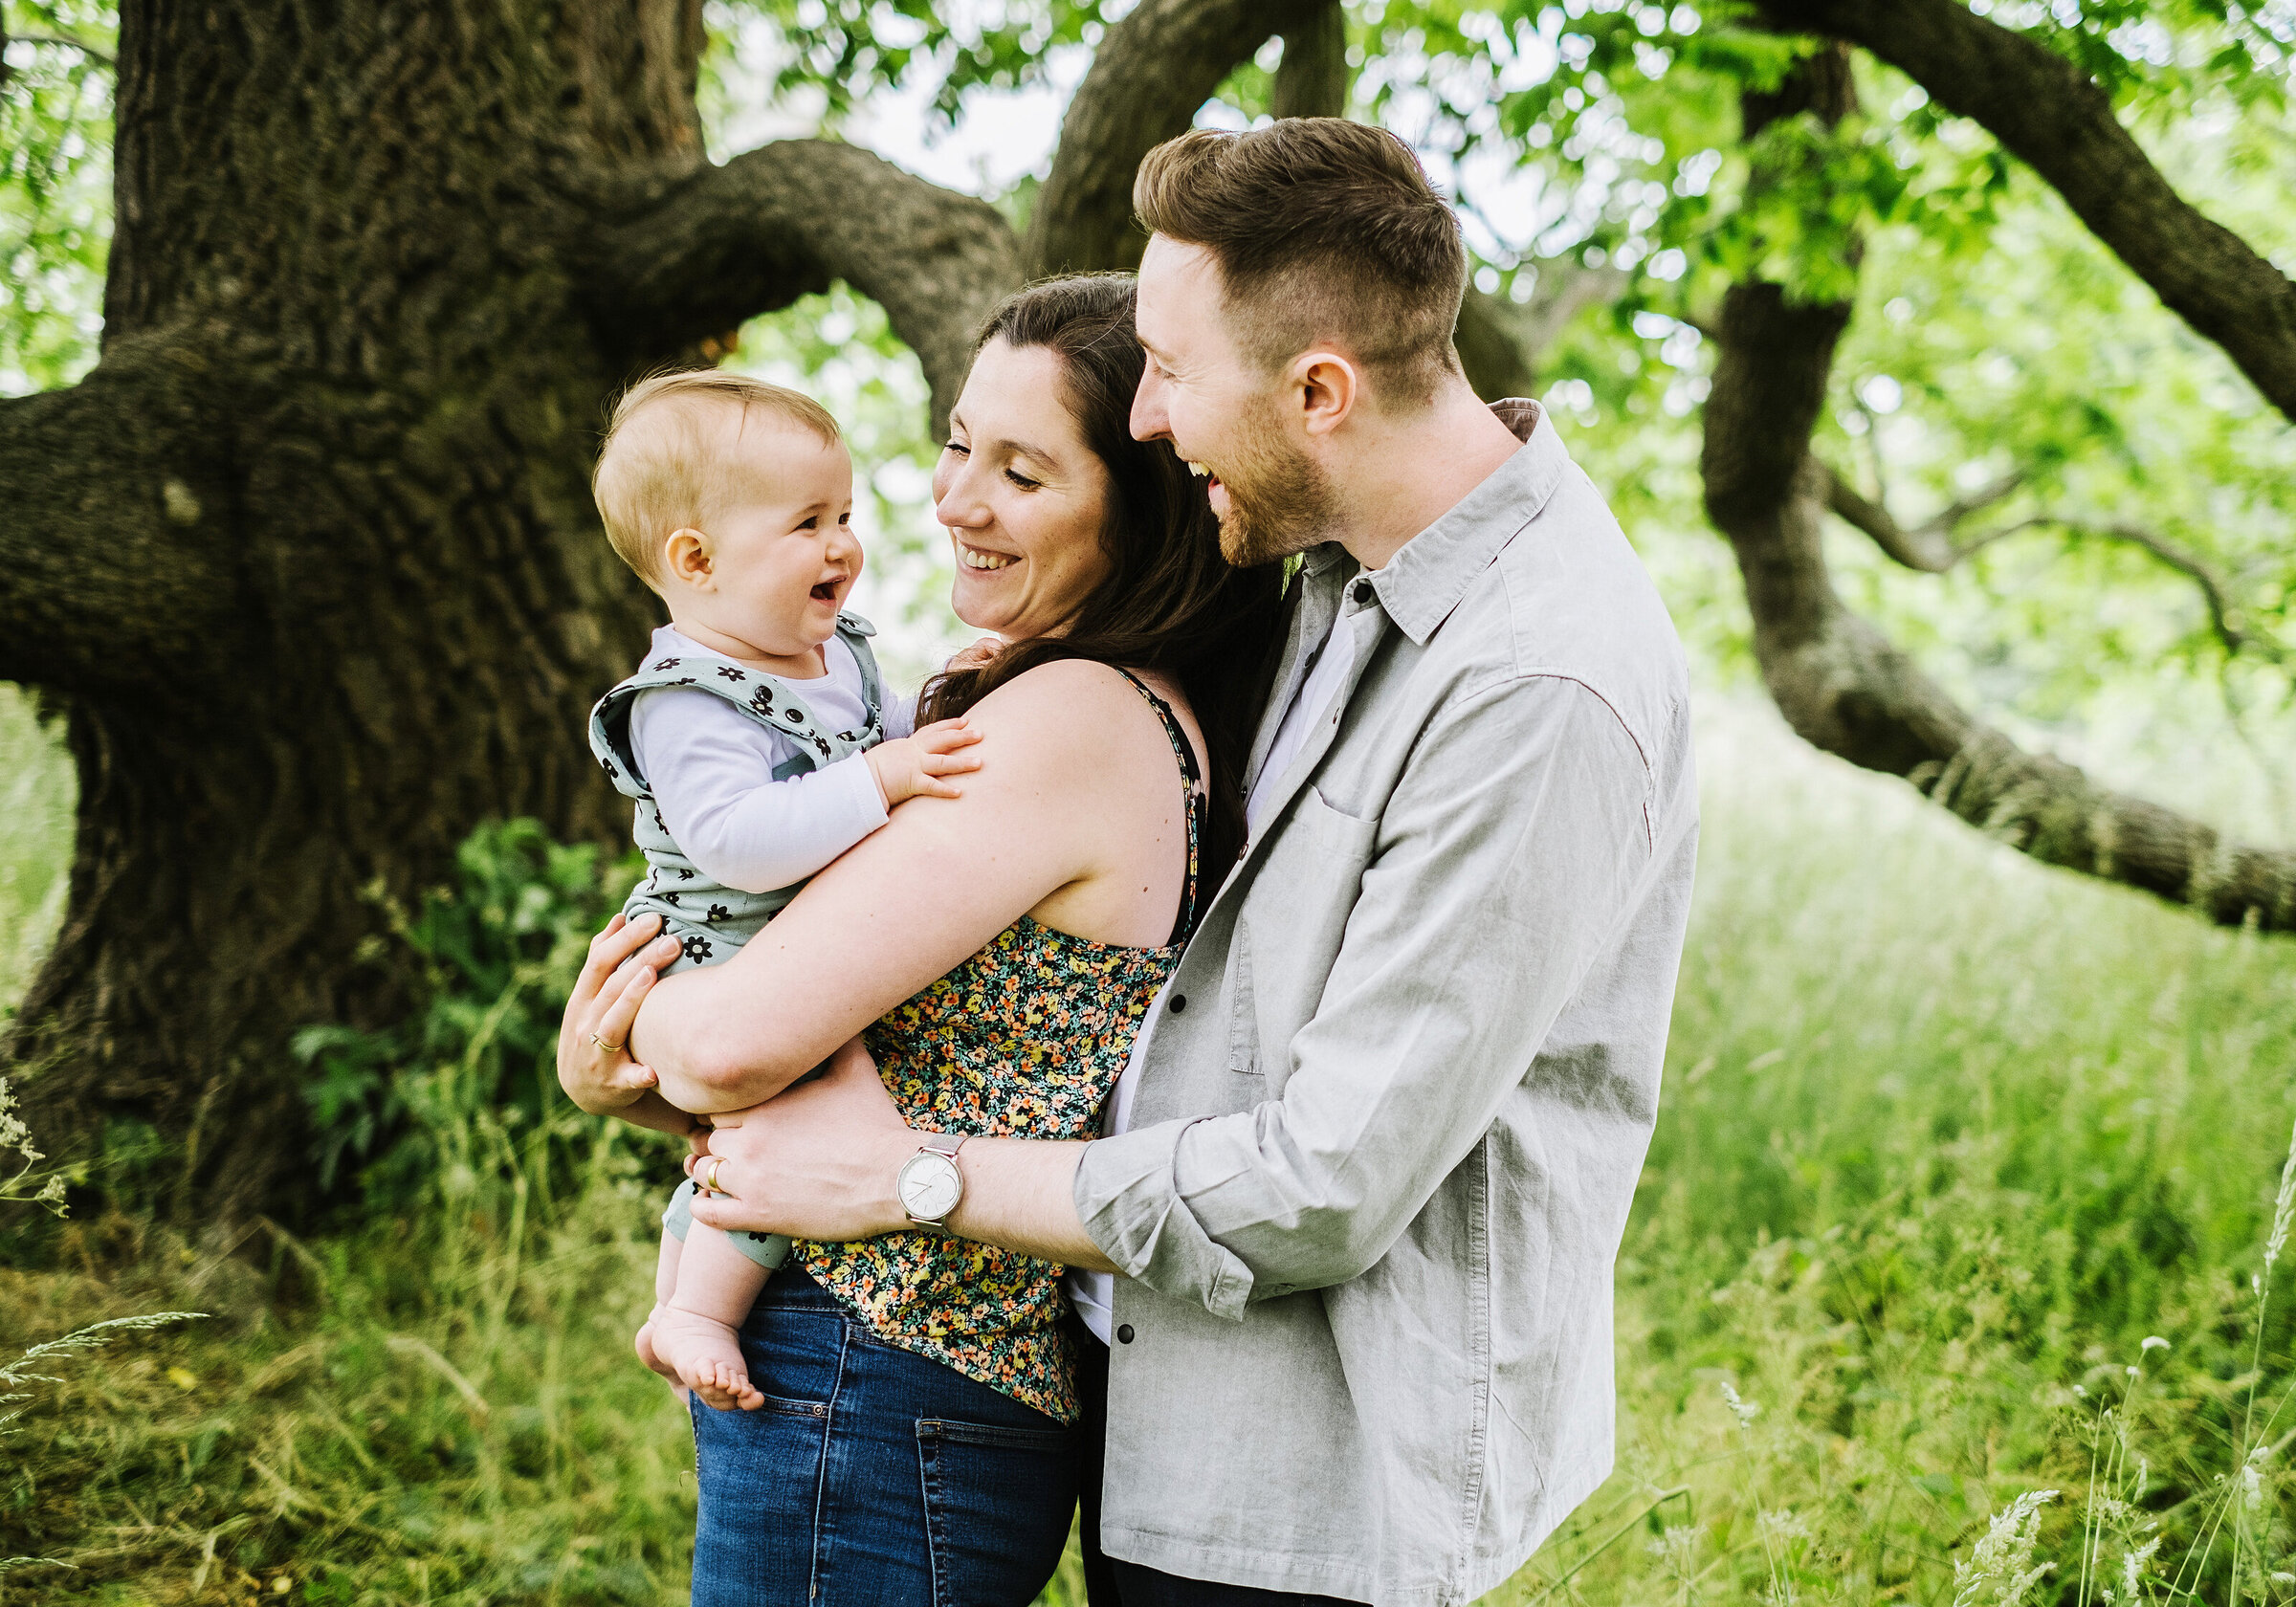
[1758,1508,1813,1544]
[1951,1489,2058,1607]
[2120,1535,2162,1600]
[1720,1379,1760,1428]
[2140,1336,2169,1353]
[2269,1115,2296,1273]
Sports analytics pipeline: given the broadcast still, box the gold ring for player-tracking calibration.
[588,1032,624,1054]
[706,1157,726,1196]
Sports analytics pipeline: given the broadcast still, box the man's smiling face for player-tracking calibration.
[1131,233,1338,566]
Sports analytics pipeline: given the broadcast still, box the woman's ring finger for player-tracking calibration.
[705,1157,726,1196]
[588,1031,623,1054]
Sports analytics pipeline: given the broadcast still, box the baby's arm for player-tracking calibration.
[631,691,977,893]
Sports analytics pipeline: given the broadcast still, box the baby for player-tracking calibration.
[585,369,980,1410]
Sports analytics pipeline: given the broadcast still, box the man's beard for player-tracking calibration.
[1213,408,1340,567]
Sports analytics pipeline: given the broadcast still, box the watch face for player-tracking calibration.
[898,1152,961,1222]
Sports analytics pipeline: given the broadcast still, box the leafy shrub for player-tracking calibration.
[295,819,643,1210]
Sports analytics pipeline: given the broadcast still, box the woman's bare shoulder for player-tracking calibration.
[960,658,1185,778]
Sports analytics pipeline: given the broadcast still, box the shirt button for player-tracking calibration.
[1167,994,1187,1014]
[1116,1324,1136,1344]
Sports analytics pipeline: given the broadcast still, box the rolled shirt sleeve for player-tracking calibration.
[1076,672,1657,1314]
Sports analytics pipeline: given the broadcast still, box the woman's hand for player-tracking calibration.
[686,1040,916,1244]
[558,912,683,1113]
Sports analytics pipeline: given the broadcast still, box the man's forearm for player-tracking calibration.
[949,1135,1115,1273]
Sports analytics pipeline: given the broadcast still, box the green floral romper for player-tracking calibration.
[796,671,1204,1424]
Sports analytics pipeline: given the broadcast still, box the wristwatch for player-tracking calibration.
[896,1132,967,1228]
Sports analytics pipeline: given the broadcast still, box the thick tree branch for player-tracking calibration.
[1271,2,1350,121]
[0,338,238,696]
[1757,0,2296,426]
[1705,49,2295,931]
[1024,0,1334,277]
[579,141,1022,432]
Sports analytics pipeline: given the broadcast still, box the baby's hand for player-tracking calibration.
[946,636,1003,673]
[866,717,982,807]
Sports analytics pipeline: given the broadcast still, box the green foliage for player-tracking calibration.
[294,821,641,1205]
[0,2,114,395]
[705,0,1109,127]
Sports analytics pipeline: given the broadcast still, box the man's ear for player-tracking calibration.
[663,528,714,588]
[1292,348,1359,440]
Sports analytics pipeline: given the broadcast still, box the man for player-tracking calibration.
[666,120,1692,1604]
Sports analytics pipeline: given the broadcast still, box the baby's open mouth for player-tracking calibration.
[810,581,839,602]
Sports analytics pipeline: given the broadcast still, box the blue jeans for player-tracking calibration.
[690,1266,1081,1607]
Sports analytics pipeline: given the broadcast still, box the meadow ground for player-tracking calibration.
[2,693,2292,1605]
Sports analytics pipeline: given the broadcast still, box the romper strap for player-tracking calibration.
[1113,670,1204,947]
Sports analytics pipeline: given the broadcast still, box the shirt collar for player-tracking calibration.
[1344,399,1566,646]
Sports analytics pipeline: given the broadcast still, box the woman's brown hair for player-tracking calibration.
[919,273,1289,884]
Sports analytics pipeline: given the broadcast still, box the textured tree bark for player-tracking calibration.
[1758,0,2296,426]
[7,0,1339,1222]
[1701,45,2296,931]
[579,139,1020,434]
[1271,2,1351,122]
[6,0,826,1220]
[1024,0,1331,276]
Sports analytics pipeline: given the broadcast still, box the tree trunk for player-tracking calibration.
[9,0,705,1221]
[3,0,1329,1223]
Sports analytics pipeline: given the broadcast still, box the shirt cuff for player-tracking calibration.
[832,749,892,830]
[1074,1119,1257,1321]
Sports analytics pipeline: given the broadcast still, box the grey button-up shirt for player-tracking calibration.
[1074,401,1697,1607]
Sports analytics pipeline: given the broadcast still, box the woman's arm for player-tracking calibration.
[615,660,1172,1113]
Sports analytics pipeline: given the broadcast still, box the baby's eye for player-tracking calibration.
[838,509,853,525]
[796,515,819,530]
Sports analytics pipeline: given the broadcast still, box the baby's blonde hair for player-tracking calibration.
[592,369,843,587]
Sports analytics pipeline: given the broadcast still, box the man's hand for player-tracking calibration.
[865,718,982,808]
[557,911,682,1113]
[686,1040,918,1244]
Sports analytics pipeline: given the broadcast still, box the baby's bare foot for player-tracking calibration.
[634,1309,690,1402]
[652,1306,764,1412]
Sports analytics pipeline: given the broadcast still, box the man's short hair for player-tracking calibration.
[1133,119,1467,406]
[592,369,841,586]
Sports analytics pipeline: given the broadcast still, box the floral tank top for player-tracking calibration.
[795,671,1203,1423]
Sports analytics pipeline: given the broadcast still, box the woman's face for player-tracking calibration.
[933,338,1115,641]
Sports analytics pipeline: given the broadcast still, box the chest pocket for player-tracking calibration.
[1231,786,1381,1098]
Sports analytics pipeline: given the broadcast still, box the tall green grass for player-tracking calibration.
[1,701,2291,1604]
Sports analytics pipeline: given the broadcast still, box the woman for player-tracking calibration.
[559,274,1286,1606]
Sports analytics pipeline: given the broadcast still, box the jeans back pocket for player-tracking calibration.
[915,1417,1079,1607]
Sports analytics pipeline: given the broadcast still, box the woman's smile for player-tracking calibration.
[955,538,1018,572]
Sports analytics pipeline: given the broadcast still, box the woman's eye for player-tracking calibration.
[943,440,968,456]
[1004,470,1039,491]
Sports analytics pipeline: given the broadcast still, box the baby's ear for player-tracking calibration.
[663,527,713,587]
